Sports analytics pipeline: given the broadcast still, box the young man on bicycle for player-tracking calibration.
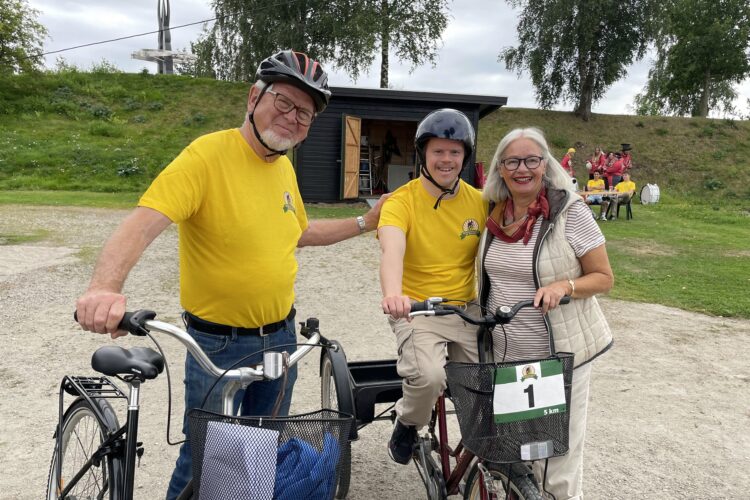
[75,50,386,499]
[378,109,487,464]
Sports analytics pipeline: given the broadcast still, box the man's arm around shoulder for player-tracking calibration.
[298,194,390,247]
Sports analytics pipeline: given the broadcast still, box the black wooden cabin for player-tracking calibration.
[294,86,507,202]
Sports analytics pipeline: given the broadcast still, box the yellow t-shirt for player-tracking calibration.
[379,179,488,301]
[587,179,605,192]
[615,181,636,193]
[139,129,308,327]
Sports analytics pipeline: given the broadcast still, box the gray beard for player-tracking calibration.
[260,129,296,151]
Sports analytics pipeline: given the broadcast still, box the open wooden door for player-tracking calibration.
[341,114,361,199]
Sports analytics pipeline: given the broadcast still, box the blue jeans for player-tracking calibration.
[165,312,298,500]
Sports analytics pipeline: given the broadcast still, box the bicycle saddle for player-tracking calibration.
[91,345,165,380]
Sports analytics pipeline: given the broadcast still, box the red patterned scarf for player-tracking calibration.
[486,187,550,245]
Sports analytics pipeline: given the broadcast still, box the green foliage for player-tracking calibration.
[188,0,375,81]
[184,0,450,87]
[373,0,450,87]
[502,0,656,121]
[634,0,750,117]
[0,0,48,74]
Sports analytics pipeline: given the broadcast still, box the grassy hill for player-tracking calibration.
[1,70,749,206]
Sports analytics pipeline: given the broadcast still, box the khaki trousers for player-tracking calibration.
[533,362,593,500]
[389,303,481,428]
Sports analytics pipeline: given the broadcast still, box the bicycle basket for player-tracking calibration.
[188,408,353,500]
[445,352,574,463]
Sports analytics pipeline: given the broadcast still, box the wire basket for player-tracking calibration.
[445,353,574,464]
[188,408,353,500]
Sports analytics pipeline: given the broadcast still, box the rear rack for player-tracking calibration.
[63,375,127,400]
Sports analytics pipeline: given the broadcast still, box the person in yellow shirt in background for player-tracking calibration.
[75,50,387,499]
[378,109,487,464]
[602,172,636,220]
[585,171,608,220]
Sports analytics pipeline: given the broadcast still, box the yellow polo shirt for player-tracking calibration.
[379,179,487,301]
[139,129,307,327]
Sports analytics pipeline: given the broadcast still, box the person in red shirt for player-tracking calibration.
[621,144,633,173]
[588,146,606,180]
[561,147,576,177]
[605,152,624,189]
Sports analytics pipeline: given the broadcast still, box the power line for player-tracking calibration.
[39,17,216,57]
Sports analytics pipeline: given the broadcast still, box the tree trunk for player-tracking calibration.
[379,0,389,88]
[697,69,710,118]
[574,66,595,121]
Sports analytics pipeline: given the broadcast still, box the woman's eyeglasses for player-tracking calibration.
[266,90,315,126]
[499,155,544,171]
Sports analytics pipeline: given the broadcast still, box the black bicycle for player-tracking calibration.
[47,311,350,500]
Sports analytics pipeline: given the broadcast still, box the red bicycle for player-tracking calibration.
[320,297,573,499]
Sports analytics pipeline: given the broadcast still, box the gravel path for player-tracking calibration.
[0,205,748,499]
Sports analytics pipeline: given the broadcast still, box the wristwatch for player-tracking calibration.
[356,215,366,234]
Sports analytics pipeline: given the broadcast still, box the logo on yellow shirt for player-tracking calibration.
[282,191,296,213]
[460,218,480,239]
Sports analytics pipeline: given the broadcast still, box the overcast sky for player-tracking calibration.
[28,0,750,117]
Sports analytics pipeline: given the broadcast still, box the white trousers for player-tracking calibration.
[533,362,593,500]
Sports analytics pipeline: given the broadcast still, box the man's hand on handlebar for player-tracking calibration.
[381,294,413,321]
[75,290,129,339]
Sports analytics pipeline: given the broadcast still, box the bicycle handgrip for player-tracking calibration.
[409,301,431,313]
[73,309,156,336]
[560,295,571,305]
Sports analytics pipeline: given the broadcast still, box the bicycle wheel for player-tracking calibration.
[320,347,354,499]
[46,398,122,500]
[463,462,542,500]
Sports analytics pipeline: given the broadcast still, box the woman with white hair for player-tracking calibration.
[477,127,614,500]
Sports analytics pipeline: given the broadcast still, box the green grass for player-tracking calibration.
[0,229,49,245]
[602,203,749,318]
[0,190,139,208]
[478,108,750,205]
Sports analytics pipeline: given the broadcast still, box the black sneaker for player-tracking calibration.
[388,420,417,465]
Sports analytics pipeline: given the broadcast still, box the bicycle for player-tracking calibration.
[48,310,351,500]
[320,297,573,500]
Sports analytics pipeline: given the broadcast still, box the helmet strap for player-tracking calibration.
[248,86,288,158]
[420,164,461,209]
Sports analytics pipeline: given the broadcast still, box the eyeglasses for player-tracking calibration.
[499,155,544,171]
[265,90,315,126]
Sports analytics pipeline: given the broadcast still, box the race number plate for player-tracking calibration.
[493,359,566,424]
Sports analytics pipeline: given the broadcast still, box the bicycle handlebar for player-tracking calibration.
[74,310,321,382]
[409,296,571,326]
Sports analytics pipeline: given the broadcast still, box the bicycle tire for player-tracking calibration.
[463,462,542,500]
[46,397,122,500]
[320,350,353,499]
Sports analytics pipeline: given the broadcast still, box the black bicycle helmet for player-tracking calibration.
[414,109,475,209]
[415,108,475,171]
[256,49,331,113]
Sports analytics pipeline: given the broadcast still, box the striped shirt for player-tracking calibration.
[485,199,605,362]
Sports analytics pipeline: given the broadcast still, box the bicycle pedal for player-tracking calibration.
[136,446,144,466]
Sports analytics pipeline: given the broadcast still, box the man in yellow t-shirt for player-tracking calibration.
[379,109,488,464]
[609,172,636,220]
[75,50,387,499]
